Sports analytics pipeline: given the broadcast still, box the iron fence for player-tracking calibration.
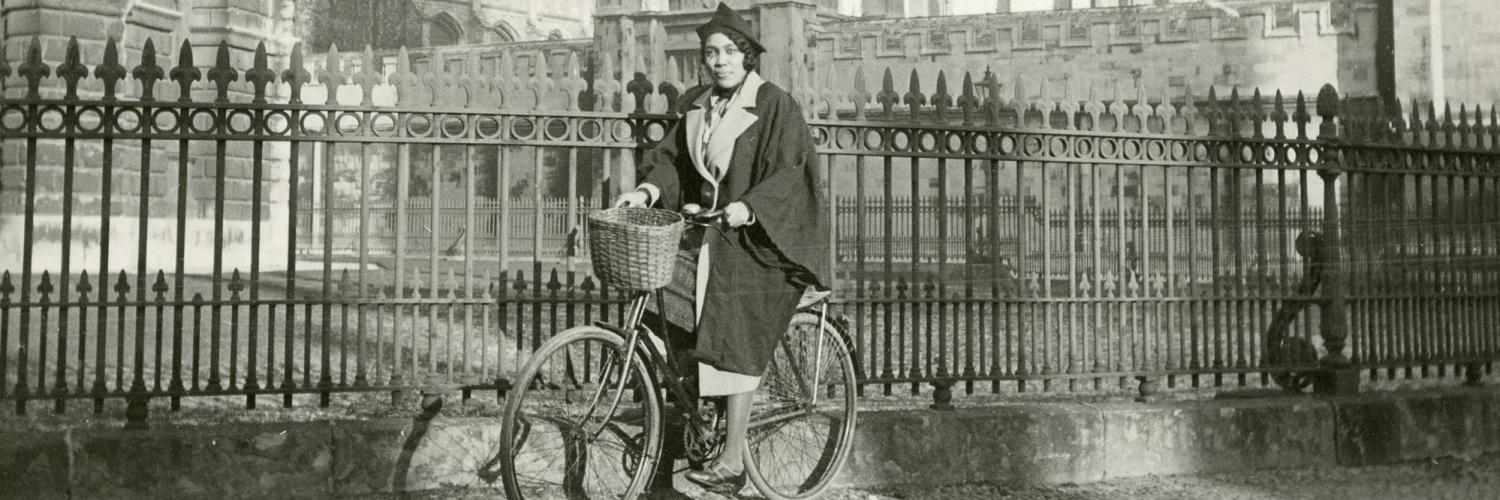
[296,196,600,261]
[1,37,1497,423]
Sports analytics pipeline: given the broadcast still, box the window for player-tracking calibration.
[515,55,536,78]
[444,57,465,75]
[429,14,462,46]
[669,49,701,83]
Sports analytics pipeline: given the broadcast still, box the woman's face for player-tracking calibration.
[702,33,747,89]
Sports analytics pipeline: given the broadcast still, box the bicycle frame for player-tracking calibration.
[588,290,839,443]
[586,291,711,438]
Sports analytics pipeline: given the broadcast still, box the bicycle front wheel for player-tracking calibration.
[500,326,663,500]
[744,312,859,500]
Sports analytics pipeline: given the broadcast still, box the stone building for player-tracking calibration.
[1,0,1495,273]
[0,0,593,274]
[595,0,1494,209]
[1,0,301,274]
[299,0,594,52]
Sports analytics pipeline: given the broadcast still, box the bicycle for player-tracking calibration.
[496,206,859,500]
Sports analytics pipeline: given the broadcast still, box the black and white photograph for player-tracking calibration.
[0,0,1497,498]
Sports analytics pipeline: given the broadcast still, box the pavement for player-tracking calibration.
[346,452,1500,499]
[726,452,1500,500]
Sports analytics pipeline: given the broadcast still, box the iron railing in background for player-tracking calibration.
[2,37,1497,425]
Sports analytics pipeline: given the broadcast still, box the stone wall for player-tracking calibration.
[1394,0,1500,110]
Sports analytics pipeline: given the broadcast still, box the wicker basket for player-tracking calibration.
[587,207,685,290]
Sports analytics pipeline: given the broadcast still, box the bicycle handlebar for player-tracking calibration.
[687,209,724,224]
[681,204,724,225]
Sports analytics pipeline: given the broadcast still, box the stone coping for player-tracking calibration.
[2,386,1496,499]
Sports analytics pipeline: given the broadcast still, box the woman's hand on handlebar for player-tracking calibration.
[613,190,650,208]
[722,202,753,228]
[683,202,751,227]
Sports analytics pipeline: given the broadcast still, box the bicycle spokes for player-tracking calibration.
[504,331,661,499]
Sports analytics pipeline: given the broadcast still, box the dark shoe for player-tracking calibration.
[684,461,747,495]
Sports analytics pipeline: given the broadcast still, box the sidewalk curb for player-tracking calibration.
[2,387,1497,498]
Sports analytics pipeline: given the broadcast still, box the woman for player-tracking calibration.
[612,3,829,494]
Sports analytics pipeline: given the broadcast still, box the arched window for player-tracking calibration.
[429,13,463,46]
[492,22,519,43]
[547,29,565,41]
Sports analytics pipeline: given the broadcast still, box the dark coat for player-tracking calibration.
[637,74,829,377]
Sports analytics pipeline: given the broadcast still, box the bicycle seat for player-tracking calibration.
[797,286,832,309]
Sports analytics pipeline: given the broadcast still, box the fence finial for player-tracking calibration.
[388,46,422,107]
[1270,90,1287,139]
[208,40,239,104]
[20,36,51,99]
[850,66,871,120]
[459,52,485,108]
[1155,84,1176,130]
[1441,101,1456,148]
[563,51,587,112]
[625,49,652,113]
[1387,97,1405,140]
[958,71,979,126]
[1,271,12,295]
[282,43,310,104]
[1131,85,1153,132]
[592,51,617,112]
[246,42,276,104]
[152,271,169,294]
[932,70,952,121]
[353,45,382,107]
[1458,104,1471,148]
[318,43,346,105]
[1203,85,1221,135]
[114,270,130,295]
[57,37,88,100]
[1424,98,1439,146]
[131,39,164,101]
[77,270,92,295]
[1491,105,1499,150]
[903,69,926,120]
[230,269,245,294]
[1292,91,1309,139]
[1406,96,1423,137]
[877,67,898,118]
[662,55,685,113]
[169,39,200,102]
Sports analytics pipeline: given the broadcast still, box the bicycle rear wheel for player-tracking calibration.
[744,312,859,500]
[500,326,663,500]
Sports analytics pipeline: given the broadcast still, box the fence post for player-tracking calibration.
[1313,84,1359,395]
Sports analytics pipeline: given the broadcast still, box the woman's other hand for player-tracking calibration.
[724,201,754,228]
[613,190,650,208]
